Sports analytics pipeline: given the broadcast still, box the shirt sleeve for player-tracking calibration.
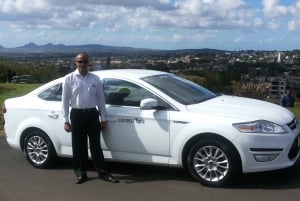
[96,78,107,122]
[62,76,71,123]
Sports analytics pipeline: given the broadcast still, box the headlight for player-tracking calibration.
[233,120,288,134]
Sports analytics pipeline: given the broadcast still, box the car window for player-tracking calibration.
[103,78,169,108]
[142,74,216,105]
[38,83,62,101]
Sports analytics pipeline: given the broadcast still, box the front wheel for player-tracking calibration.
[24,130,57,168]
[187,138,241,187]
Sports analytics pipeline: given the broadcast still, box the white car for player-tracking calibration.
[2,69,300,187]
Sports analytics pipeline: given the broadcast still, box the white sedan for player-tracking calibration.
[3,69,300,187]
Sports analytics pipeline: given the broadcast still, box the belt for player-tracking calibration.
[72,108,96,112]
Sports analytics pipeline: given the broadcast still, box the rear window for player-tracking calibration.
[38,84,62,101]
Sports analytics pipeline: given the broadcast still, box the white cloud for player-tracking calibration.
[0,0,49,13]
[288,20,300,31]
[262,0,289,18]
[0,0,263,32]
[268,20,280,30]
[260,0,300,32]
[0,0,299,49]
[252,17,264,27]
[286,1,300,32]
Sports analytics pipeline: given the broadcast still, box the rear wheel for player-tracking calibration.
[24,130,57,168]
[187,138,241,187]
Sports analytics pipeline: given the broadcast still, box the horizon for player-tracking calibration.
[0,0,299,51]
[1,42,300,52]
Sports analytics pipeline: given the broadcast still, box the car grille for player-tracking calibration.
[288,135,300,160]
[287,118,299,131]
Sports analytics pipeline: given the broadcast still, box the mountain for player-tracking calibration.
[21,42,39,48]
[16,42,70,51]
[0,42,226,55]
[41,43,67,49]
[0,42,139,53]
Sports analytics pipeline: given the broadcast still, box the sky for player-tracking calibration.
[0,0,299,50]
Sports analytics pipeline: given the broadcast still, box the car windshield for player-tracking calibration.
[142,74,216,105]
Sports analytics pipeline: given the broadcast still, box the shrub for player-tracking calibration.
[232,81,270,100]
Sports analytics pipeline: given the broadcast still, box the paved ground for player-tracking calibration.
[1,137,300,201]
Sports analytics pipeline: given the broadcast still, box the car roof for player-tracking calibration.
[28,69,169,95]
[92,69,169,79]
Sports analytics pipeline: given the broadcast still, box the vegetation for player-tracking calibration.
[0,61,68,83]
[290,103,300,119]
[231,81,270,100]
[0,83,41,106]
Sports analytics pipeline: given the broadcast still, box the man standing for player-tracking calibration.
[62,52,119,184]
[280,87,295,108]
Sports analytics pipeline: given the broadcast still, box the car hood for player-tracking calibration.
[187,95,294,124]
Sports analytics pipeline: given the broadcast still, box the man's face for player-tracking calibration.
[75,54,89,76]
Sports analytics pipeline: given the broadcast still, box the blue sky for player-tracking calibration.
[0,0,299,50]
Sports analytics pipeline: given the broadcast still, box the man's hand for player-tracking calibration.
[64,122,72,133]
[101,121,107,130]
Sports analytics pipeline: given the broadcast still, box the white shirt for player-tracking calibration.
[62,69,107,123]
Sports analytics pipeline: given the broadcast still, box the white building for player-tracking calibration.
[269,77,286,99]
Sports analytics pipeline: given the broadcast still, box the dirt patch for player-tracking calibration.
[0,130,5,138]
[0,113,5,137]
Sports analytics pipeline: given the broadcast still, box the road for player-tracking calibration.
[1,137,300,201]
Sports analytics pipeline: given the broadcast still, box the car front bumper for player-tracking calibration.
[236,126,300,173]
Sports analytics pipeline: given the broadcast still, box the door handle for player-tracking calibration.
[48,112,59,119]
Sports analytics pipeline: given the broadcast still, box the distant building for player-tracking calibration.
[269,77,286,99]
[277,52,281,63]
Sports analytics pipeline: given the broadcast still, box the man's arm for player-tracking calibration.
[62,77,72,132]
[96,78,107,122]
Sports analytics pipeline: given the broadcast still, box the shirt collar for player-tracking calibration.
[74,68,89,77]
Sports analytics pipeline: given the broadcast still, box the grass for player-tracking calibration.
[0,83,41,107]
[289,103,300,119]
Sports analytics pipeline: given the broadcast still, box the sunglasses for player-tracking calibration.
[77,60,88,64]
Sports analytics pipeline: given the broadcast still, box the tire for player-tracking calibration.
[24,130,57,168]
[187,138,241,187]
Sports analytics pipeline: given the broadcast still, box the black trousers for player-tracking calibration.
[70,108,108,177]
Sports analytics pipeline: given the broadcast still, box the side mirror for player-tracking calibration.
[140,98,158,110]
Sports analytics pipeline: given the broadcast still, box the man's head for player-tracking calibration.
[75,52,89,76]
[286,87,292,95]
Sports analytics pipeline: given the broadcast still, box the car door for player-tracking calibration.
[38,83,72,155]
[102,78,170,163]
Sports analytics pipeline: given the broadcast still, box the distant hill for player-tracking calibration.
[0,42,227,55]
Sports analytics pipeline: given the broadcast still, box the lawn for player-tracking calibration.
[289,102,300,119]
[0,83,41,107]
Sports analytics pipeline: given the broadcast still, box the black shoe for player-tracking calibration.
[75,175,88,184]
[102,174,119,183]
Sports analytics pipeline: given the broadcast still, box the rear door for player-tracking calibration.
[38,83,72,155]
